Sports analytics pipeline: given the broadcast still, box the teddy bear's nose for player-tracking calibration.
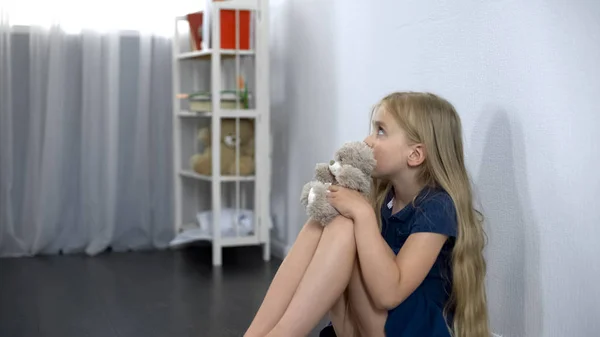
[329,160,334,165]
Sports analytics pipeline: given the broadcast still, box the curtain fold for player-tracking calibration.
[0,22,174,257]
[0,10,17,255]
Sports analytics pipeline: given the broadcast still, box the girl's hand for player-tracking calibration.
[326,185,372,220]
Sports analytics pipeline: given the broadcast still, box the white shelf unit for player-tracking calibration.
[170,0,271,266]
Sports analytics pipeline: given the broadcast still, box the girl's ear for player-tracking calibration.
[407,144,426,167]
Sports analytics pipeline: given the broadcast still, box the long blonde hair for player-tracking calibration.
[370,92,490,337]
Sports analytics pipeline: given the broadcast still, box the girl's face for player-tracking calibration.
[364,106,415,179]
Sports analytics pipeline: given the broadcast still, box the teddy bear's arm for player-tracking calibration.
[315,163,335,184]
[335,165,372,195]
[300,181,317,207]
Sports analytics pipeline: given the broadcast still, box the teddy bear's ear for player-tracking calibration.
[197,128,211,144]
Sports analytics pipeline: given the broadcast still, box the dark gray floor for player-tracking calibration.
[0,245,327,337]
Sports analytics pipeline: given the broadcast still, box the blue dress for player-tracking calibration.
[320,186,457,337]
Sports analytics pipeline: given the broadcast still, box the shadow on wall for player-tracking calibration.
[283,0,340,251]
[473,108,543,337]
[268,0,293,254]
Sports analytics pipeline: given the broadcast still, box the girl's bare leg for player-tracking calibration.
[329,289,359,337]
[328,258,387,337]
[244,219,324,337]
[265,216,357,337]
[346,259,387,337]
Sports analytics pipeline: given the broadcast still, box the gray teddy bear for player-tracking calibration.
[300,141,377,226]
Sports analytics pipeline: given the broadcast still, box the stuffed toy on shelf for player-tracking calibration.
[190,118,255,176]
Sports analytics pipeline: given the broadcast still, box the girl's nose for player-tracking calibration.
[364,135,374,148]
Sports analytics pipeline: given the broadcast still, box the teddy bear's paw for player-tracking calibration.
[314,163,335,184]
[308,187,316,204]
[227,157,255,176]
[309,182,332,204]
[300,181,319,207]
[335,165,371,195]
[310,202,338,227]
[306,182,338,225]
[191,154,212,176]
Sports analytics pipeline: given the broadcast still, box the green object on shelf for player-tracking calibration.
[241,86,249,110]
[188,90,250,109]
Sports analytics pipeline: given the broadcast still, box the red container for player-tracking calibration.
[187,8,251,51]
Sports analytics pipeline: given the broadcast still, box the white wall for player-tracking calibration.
[269,1,600,336]
[269,0,344,255]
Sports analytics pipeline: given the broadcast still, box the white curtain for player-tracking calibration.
[0,13,174,257]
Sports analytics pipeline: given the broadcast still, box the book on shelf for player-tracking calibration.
[178,90,252,111]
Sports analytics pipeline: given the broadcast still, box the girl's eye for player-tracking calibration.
[377,127,385,136]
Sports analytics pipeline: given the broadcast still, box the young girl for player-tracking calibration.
[244,92,490,337]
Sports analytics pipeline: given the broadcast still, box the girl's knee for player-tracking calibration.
[328,215,354,228]
[324,216,354,236]
[321,216,355,251]
[302,217,325,234]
